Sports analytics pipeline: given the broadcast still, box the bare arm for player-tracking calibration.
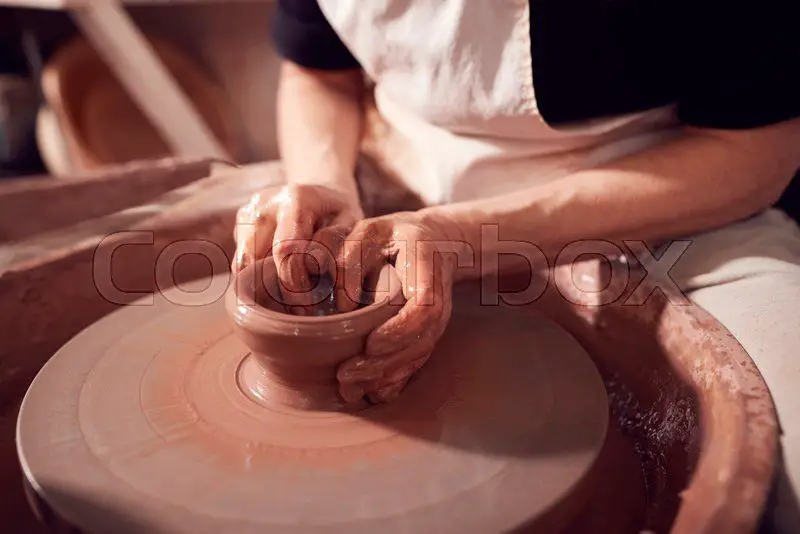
[277,61,365,205]
[424,119,800,265]
[233,62,366,297]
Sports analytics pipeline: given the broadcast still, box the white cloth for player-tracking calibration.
[320,0,680,205]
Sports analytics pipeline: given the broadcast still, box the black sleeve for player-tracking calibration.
[270,0,361,70]
[676,2,800,129]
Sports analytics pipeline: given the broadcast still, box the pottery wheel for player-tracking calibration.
[17,277,608,534]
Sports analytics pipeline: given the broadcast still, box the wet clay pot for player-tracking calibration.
[225,257,403,410]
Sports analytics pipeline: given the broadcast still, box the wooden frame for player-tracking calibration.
[0,0,231,160]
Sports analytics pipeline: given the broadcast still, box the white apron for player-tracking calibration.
[318,0,681,205]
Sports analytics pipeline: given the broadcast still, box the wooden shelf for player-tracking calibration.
[1,0,237,162]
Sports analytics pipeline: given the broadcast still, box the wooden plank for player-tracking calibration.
[0,157,214,243]
[0,160,281,272]
[70,1,230,160]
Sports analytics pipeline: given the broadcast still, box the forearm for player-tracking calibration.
[277,61,365,204]
[424,120,800,272]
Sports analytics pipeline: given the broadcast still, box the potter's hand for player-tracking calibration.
[233,183,363,313]
[332,212,464,404]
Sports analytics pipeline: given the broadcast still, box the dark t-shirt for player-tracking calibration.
[271,0,800,131]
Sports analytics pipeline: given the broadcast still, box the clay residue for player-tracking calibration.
[604,370,699,530]
[258,273,343,316]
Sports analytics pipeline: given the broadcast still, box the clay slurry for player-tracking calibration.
[308,273,339,316]
[255,272,341,316]
[262,271,388,316]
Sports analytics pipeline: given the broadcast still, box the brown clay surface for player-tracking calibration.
[17,277,608,534]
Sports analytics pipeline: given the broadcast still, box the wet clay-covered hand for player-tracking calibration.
[233,183,363,314]
[330,212,467,404]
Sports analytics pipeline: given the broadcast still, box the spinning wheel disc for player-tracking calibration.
[17,277,608,534]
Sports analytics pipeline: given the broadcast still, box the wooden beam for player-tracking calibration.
[0,157,214,244]
[70,1,230,160]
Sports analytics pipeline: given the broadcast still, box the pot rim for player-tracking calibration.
[226,257,404,328]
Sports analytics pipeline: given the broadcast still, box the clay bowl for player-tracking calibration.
[225,257,403,411]
[39,36,244,175]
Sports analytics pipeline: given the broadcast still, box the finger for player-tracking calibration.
[364,351,431,393]
[367,375,412,404]
[327,209,360,229]
[383,350,432,384]
[336,354,385,384]
[232,194,278,272]
[272,187,357,312]
[335,222,391,313]
[233,219,277,273]
[272,185,350,249]
[305,224,350,277]
[335,240,367,313]
[232,195,260,270]
[272,205,317,313]
[365,241,450,356]
[305,209,359,275]
[338,381,365,404]
[274,247,314,314]
[338,320,441,385]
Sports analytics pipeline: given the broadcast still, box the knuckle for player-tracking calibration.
[337,211,358,226]
[363,222,381,241]
[270,185,298,213]
[415,236,436,256]
[340,234,364,261]
[309,232,333,253]
[247,190,263,207]
[236,204,256,225]
[287,183,316,205]
[350,219,371,237]
[233,223,252,243]
[275,199,297,221]
[321,225,349,247]
[235,205,247,222]
[272,239,301,258]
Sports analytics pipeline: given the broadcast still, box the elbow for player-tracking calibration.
[729,167,795,219]
[757,177,791,212]
[723,169,795,226]
[695,118,800,215]
[753,138,800,211]
[762,167,799,214]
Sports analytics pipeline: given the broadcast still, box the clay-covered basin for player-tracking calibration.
[225,257,403,410]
